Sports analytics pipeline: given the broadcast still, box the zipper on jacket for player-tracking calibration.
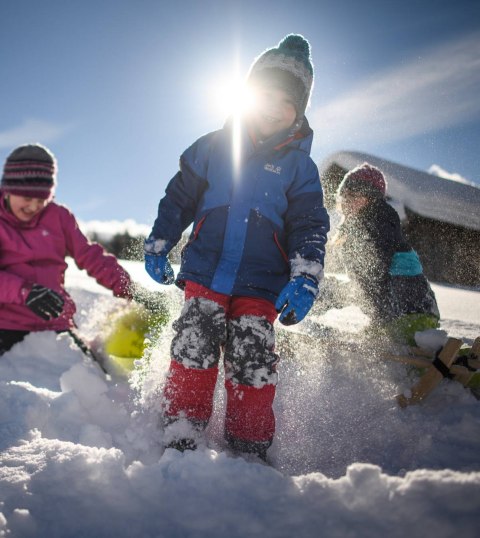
[273,232,289,262]
[181,214,207,259]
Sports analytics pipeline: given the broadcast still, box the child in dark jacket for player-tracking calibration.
[145,35,330,459]
[0,143,143,356]
[316,162,439,345]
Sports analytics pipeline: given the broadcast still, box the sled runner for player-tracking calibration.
[390,336,480,407]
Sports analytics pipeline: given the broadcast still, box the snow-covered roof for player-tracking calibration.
[319,151,480,231]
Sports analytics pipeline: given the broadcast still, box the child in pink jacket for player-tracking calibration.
[0,143,133,355]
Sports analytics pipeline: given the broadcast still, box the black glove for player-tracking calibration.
[25,284,65,320]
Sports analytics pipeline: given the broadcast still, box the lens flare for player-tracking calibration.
[212,76,256,181]
[210,67,259,182]
[212,76,255,119]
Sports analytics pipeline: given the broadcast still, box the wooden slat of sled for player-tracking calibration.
[454,337,480,387]
[471,337,480,359]
[389,336,480,390]
[409,337,480,368]
[385,353,474,379]
[396,337,463,408]
[453,337,480,386]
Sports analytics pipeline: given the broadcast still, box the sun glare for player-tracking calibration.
[211,73,257,180]
[212,75,255,119]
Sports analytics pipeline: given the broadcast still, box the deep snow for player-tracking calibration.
[1,259,479,538]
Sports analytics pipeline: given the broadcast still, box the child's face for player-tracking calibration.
[250,85,297,138]
[7,194,49,222]
[338,191,369,216]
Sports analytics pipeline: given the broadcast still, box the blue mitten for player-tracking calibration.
[145,254,175,285]
[275,276,318,326]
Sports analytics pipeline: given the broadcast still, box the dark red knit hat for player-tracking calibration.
[337,162,387,199]
[1,144,57,200]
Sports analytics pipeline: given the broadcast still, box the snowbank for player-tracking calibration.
[1,261,479,537]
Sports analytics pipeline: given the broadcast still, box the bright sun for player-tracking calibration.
[209,73,256,178]
[212,75,256,118]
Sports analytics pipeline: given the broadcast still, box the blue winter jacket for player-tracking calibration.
[149,118,330,303]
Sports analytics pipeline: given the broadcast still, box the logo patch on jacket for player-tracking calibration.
[264,163,282,175]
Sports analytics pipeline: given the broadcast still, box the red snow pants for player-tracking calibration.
[163,281,279,446]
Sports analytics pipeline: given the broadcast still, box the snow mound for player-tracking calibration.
[1,260,479,537]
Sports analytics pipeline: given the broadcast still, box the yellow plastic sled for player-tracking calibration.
[102,303,168,377]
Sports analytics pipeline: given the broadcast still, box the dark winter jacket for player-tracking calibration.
[335,198,439,322]
[149,118,330,303]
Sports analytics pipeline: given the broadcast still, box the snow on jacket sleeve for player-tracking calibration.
[60,207,132,297]
[285,156,330,284]
[149,136,210,250]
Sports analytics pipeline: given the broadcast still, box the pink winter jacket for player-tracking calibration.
[0,194,132,331]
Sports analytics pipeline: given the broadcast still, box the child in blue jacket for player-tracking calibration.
[145,35,330,460]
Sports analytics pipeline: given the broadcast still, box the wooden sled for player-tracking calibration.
[277,321,480,407]
[387,336,480,407]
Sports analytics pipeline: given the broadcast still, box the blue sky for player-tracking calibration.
[1,0,479,224]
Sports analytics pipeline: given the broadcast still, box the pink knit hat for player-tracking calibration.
[1,144,57,200]
[337,162,387,199]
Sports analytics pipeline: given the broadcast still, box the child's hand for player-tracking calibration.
[25,284,65,320]
[275,276,318,325]
[145,254,175,285]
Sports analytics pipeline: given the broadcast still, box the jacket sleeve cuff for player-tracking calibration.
[290,253,324,284]
[111,273,133,300]
[144,236,174,256]
[19,282,33,304]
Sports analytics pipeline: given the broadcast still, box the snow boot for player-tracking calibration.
[166,438,197,452]
[226,434,270,462]
[163,417,206,453]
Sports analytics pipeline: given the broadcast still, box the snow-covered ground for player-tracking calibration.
[1,260,479,538]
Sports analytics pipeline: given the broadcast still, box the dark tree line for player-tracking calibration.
[87,231,189,264]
